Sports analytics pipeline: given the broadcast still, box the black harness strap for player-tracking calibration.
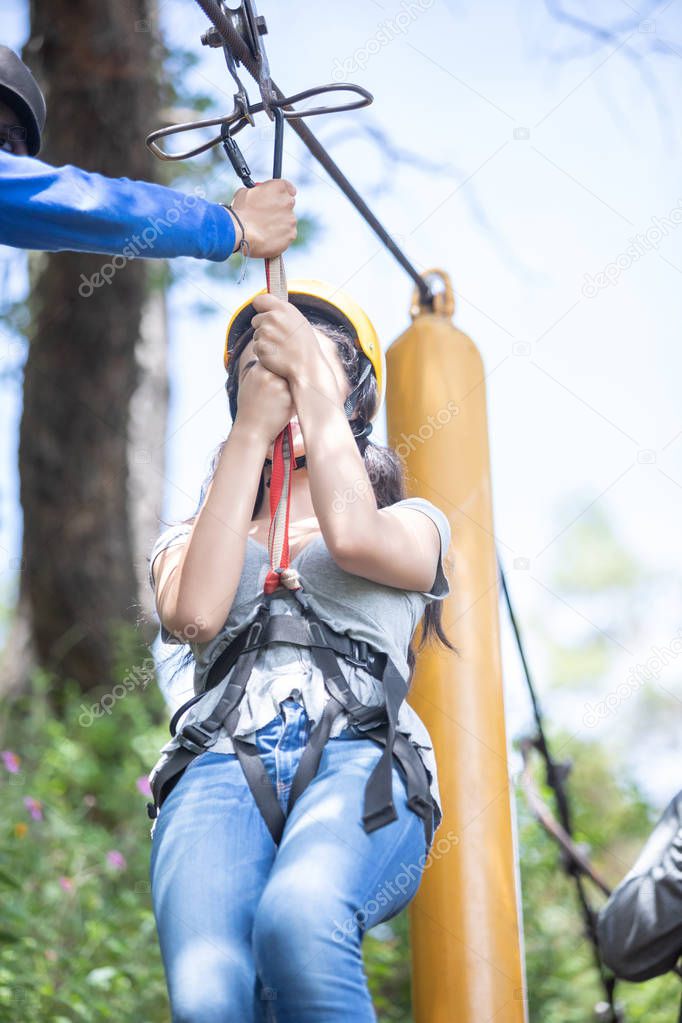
[364,728,435,851]
[148,588,435,853]
[231,737,287,843]
[217,606,290,845]
[168,609,386,736]
[359,657,407,833]
[285,694,347,814]
[149,602,271,814]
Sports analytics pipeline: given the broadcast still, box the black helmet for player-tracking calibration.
[0,45,46,156]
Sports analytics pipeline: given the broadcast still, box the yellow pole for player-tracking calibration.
[386,271,527,1023]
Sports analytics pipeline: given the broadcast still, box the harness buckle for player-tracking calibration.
[176,722,219,755]
[407,793,433,819]
[345,640,370,668]
[308,621,327,646]
[246,618,264,645]
[362,801,399,832]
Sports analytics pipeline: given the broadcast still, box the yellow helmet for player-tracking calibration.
[224,279,385,421]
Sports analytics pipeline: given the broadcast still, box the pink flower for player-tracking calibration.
[106,850,127,870]
[136,775,152,797]
[23,796,43,821]
[58,876,74,893]
[1,751,20,773]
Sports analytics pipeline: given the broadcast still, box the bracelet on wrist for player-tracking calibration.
[220,202,250,281]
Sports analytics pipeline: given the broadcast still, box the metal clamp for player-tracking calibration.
[176,722,219,755]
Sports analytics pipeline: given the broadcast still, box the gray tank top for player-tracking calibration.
[147,496,452,836]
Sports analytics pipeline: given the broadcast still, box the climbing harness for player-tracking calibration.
[146,586,436,851]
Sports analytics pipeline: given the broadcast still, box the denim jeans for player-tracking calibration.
[149,696,431,1022]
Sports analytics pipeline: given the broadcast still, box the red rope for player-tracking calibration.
[263,422,295,593]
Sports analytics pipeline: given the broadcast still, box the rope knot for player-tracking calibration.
[280,567,302,590]
[263,566,302,594]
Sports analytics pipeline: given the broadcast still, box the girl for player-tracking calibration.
[146,280,456,1022]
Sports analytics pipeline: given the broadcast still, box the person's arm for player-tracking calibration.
[597,791,682,981]
[249,294,443,592]
[151,359,296,644]
[0,151,296,262]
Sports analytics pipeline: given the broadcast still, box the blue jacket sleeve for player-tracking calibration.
[0,151,235,261]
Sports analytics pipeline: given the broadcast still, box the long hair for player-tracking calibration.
[155,312,458,688]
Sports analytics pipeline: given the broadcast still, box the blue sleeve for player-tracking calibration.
[0,151,235,261]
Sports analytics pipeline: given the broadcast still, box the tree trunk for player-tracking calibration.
[2,0,167,705]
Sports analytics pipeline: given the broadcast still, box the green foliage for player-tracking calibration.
[515,503,682,1020]
[365,914,414,1022]
[516,730,681,1021]
[0,669,170,1021]
[0,667,415,1021]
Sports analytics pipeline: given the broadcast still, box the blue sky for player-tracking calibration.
[2,0,682,804]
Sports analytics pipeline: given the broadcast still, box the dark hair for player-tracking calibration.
[155,312,458,688]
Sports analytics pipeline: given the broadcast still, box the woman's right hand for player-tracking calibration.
[233,357,296,445]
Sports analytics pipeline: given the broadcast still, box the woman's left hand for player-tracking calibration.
[250,293,328,386]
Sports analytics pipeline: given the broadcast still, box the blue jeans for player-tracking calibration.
[149,696,431,1022]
